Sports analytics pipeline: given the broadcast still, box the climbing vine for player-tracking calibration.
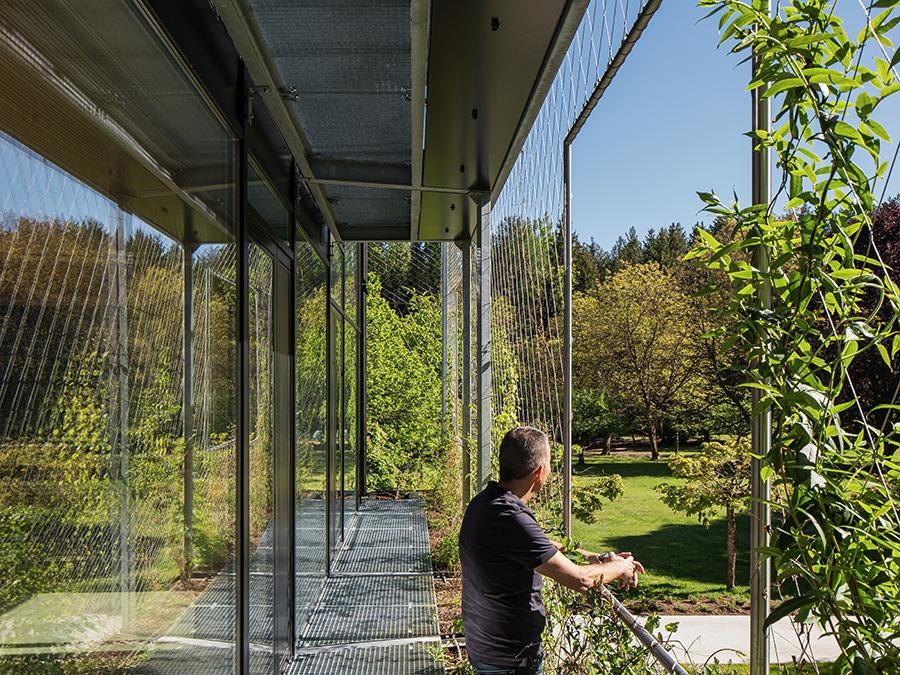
[691,0,900,671]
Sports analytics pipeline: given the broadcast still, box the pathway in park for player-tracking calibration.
[656,614,840,667]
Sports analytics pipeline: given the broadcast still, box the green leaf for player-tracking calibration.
[833,121,862,142]
[764,77,805,97]
[765,595,814,630]
[877,343,892,368]
[867,118,891,141]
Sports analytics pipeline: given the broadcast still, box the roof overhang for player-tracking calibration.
[212,0,588,242]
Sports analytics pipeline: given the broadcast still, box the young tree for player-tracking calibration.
[656,438,750,589]
[577,262,707,459]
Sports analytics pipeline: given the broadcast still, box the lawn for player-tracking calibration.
[571,451,751,610]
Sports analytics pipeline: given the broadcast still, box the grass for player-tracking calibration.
[571,451,751,608]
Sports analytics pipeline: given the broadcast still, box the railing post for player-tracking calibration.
[750,2,772,673]
[459,239,472,505]
[562,141,573,537]
[474,195,492,495]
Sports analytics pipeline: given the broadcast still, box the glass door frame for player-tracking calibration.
[246,225,294,673]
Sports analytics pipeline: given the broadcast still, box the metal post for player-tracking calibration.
[441,243,450,436]
[358,242,367,502]
[750,3,772,673]
[237,62,251,675]
[562,142,573,537]
[183,242,195,582]
[449,274,459,444]
[475,197,491,493]
[459,240,472,504]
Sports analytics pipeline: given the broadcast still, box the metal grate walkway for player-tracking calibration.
[287,499,443,675]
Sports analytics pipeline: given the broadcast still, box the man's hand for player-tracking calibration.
[607,553,645,590]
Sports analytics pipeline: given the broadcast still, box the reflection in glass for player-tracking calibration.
[294,238,327,639]
[329,307,343,554]
[248,243,274,673]
[0,131,237,672]
[344,322,357,530]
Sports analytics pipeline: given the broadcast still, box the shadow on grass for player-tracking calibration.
[573,459,673,480]
[607,514,752,592]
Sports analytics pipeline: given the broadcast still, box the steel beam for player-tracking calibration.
[475,198,491,494]
[459,240,472,504]
[750,2,772,672]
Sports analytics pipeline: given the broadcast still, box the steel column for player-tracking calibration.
[358,243,367,502]
[237,61,251,675]
[183,242,195,582]
[750,2,772,672]
[441,243,450,434]
[324,246,333,574]
[562,142,573,537]
[475,198,492,493]
[459,240,472,504]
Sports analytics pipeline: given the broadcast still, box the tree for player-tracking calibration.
[656,438,750,589]
[572,233,601,293]
[572,474,624,524]
[572,388,632,455]
[365,275,443,494]
[576,263,707,459]
[848,195,900,422]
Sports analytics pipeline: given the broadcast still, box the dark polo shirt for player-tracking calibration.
[459,481,558,666]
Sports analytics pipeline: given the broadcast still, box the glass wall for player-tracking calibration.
[294,236,327,640]
[0,122,238,671]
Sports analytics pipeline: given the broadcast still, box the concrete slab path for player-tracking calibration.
[654,614,840,667]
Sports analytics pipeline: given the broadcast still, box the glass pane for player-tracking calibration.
[248,160,291,245]
[248,243,274,673]
[0,124,238,672]
[330,242,344,307]
[294,239,327,637]
[344,244,357,327]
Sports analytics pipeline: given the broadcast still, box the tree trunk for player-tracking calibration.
[703,429,711,443]
[578,447,585,465]
[603,433,613,455]
[649,424,660,461]
[726,505,736,590]
[674,430,680,453]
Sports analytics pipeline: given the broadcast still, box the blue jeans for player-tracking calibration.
[469,654,543,675]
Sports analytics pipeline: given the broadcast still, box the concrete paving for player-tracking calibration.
[654,614,840,667]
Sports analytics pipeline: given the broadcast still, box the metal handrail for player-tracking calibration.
[600,586,689,675]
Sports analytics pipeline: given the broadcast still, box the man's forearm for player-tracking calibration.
[549,539,607,562]
[581,561,621,586]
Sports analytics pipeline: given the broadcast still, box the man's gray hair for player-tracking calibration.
[499,426,550,482]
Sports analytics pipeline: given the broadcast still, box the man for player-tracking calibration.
[459,426,645,675]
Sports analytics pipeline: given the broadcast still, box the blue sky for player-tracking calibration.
[571,1,900,249]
